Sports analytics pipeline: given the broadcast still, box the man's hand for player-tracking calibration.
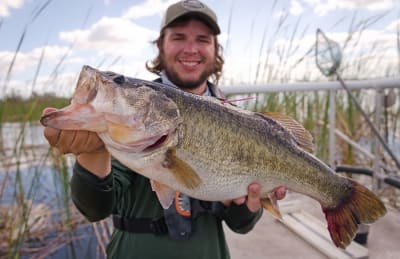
[42,107,111,177]
[224,183,287,213]
[44,127,106,155]
[43,107,105,155]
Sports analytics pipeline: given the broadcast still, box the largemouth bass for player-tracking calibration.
[41,65,386,248]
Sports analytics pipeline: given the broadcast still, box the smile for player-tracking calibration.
[180,60,201,68]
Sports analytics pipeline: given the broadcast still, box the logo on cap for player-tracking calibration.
[181,0,204,10]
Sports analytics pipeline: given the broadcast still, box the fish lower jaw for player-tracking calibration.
[100,130,175,154]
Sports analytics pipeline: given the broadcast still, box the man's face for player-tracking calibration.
[161,19,216,91]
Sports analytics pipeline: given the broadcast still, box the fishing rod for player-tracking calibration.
[315,28,400,170]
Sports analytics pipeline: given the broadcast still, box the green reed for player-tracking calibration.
[0,0,89,256]
[228,2,399,168]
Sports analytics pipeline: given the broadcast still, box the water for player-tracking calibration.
[0,165,60,204]
[0,122,47,147]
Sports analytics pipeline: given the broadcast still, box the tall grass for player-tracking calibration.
[225,4,399,167]
[0,1,399,258]
[0,0,100,258]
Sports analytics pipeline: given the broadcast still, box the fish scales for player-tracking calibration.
[150,85,351,208]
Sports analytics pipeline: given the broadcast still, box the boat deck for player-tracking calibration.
[225,193,400,259]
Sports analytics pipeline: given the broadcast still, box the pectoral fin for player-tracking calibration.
[261,192,282,220]
[163,148,202,189]
[150,180,175,209]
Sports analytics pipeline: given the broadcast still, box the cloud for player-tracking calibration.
[290,0,305,16]
[223,23,399,84]
[2,71,79,99]
[0,45,72,80]
[339,0,394,10]
[0,45,76,99]
[0,0,26,17]
[59,16,158,58]
[104,0,112,6]
[303,0,395,16]
[0,54,155,99]
[386,19,400,32]
[1,0,176,98]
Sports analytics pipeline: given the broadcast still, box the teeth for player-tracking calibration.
[181,61,199,67]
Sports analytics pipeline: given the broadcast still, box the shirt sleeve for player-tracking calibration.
[221,203,263,234]
[70,158,136,222]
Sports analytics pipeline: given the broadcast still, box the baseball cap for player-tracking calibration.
[161,0,220,35]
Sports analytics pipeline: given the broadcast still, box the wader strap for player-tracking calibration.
[112,201,225,237]
[112,215,168,235]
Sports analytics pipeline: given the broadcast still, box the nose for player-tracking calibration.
[183,40,198,54]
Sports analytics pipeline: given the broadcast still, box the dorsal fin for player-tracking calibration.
[261,112,314,153]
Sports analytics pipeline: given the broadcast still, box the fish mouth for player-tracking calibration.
[142,134,169,153]
[102,130,175,155]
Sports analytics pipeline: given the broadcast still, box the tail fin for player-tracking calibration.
[322,180,386,248]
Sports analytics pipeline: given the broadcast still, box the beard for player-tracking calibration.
[163,62,215,90]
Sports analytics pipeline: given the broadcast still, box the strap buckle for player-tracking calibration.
[149,217,168,235]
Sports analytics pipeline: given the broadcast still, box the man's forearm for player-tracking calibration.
[76,151,111,179]
[71,161,115,221]
[223,203,263,234]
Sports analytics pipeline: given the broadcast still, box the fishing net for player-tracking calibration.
[315,29,342,76]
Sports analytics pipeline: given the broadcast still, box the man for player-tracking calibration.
[43,1,285,258]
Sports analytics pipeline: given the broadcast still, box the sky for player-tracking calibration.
[0,0,399,98]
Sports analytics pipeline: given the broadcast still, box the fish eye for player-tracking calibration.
[113,75,125,85]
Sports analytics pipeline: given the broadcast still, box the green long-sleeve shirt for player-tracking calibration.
[71,159,263,259]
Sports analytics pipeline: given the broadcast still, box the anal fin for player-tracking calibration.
[261,192,282,220]
[150,179,175,209]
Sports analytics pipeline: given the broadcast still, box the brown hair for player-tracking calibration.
[146,17,224,85]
